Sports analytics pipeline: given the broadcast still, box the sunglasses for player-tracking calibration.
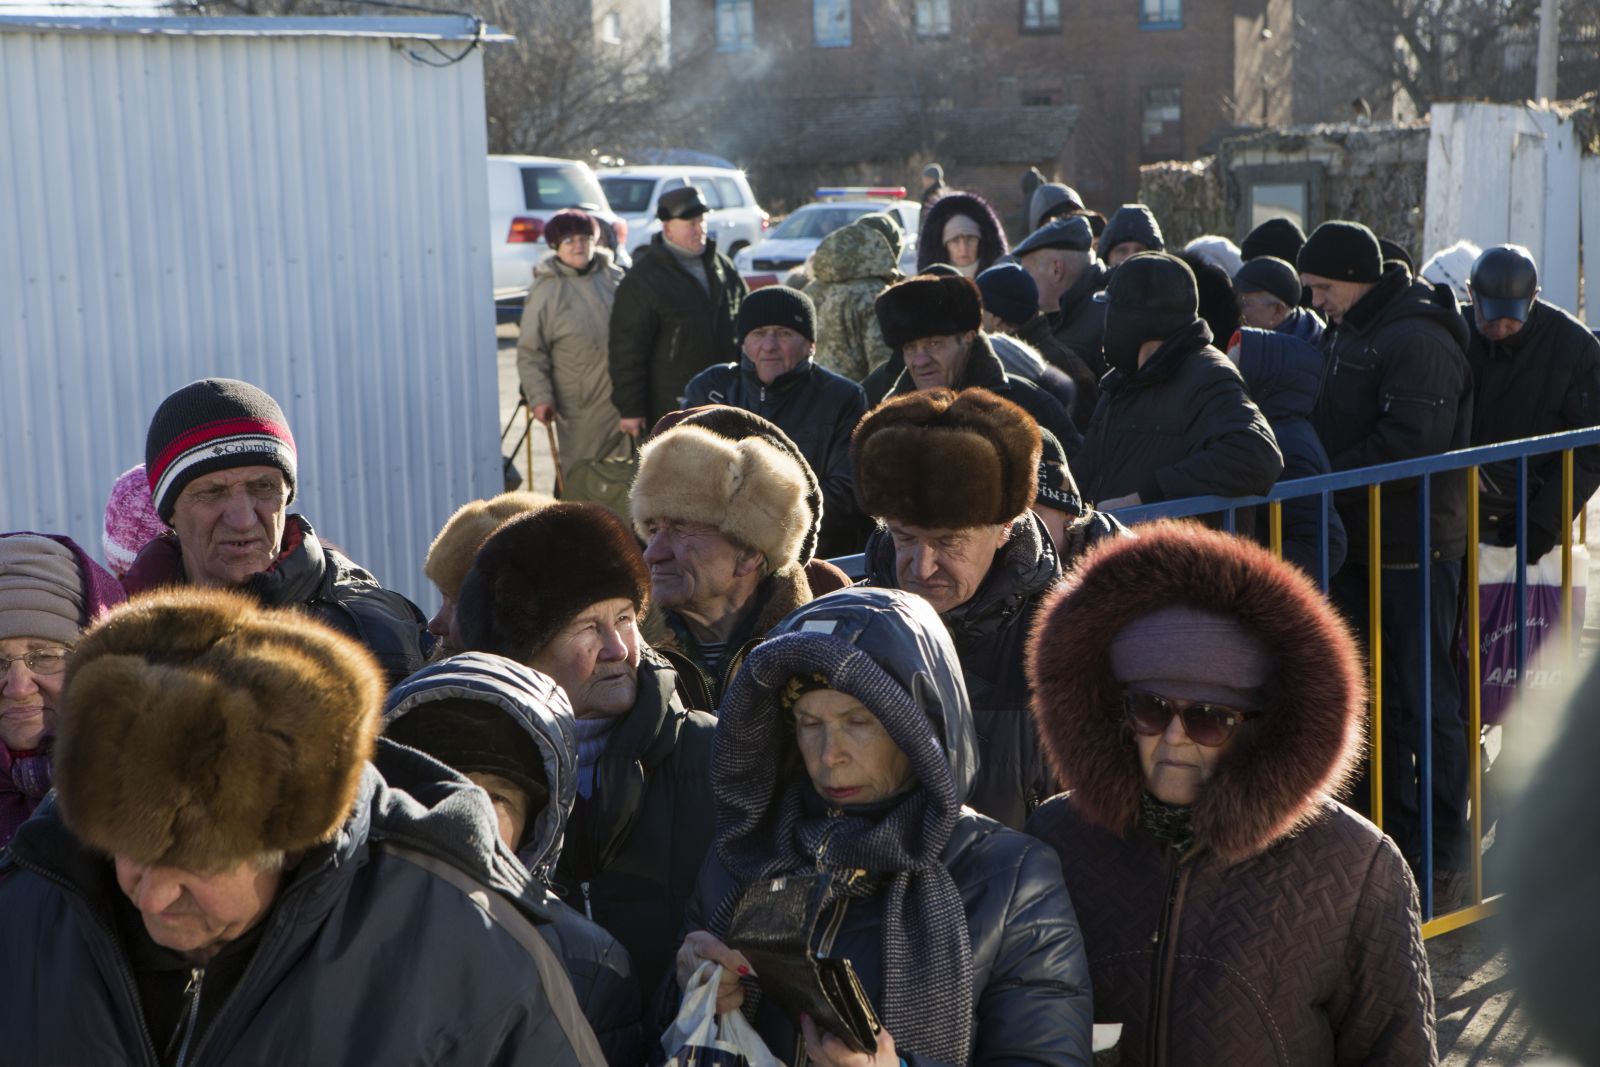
[1121,688,1257,747]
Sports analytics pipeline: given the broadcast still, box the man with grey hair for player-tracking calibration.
[1014,216,1109,378]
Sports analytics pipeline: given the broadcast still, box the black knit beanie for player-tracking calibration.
[1233,256,1302,309]
[975,262,1040,326]
[1035,428,1084,516]
[385,697,551,818]
[1297,221,1383,283]
[145,378,298,522]
[736,285,816,344]
[1240,217,1306,264]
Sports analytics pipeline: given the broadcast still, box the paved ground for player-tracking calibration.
[497,322,1587,1064]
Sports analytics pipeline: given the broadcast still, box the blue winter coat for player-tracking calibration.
[1236,327,1348,579]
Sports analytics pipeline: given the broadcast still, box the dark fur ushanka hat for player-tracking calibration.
[456,503,650,662]
[873,273,984,351]
[54,587,383,871]
[852,387,1041,529]
[1027,521,1365,865]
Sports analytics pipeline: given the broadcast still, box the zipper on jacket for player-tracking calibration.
[9,852,163,1067]
[1146,852,1191,1067]
[172,967,206,1067]
[581,880,594,921]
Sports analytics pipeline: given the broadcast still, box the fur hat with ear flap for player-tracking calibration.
[874,274,983,351]
[853,387,1041,530]
[455,503,650,663]
[630,424,811,574]
[53,586,383,872]
[424,491,553,602]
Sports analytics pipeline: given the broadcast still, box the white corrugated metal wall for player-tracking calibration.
[1,18,502,606]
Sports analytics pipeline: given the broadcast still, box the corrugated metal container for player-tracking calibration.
[1,16,510,606]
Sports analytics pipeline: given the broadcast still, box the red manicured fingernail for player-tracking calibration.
[738,965,751,975]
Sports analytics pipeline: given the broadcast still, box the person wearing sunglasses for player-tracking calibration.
[0,532,125,846]
[1026,521,1436,1065]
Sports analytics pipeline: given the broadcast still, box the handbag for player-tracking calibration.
[724,869,882,1054]
[561,431,640,523]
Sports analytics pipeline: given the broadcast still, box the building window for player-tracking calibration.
[915,0,951,38]
[1023,0,1060,32]
[1022,88,1060,107]
[715,0,754,51]
[600,11,622,43]
[814,0,851,46]
[1248,183,1308,234]
[1141,86,1183,160]
[1140,0,1181,29]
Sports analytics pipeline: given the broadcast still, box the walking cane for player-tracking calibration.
[546,421,565,497]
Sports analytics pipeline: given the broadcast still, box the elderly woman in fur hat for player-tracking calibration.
[0,532,124,845]
[1026,522,1436,1065]
[670,587,1092,1067]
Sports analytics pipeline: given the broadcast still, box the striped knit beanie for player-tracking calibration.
[145,379,298,522]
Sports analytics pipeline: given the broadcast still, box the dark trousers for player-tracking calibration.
[1331,560,1470,872]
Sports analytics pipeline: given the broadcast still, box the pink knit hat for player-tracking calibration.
[102,465,167,578]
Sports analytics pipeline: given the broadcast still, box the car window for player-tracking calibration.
[713,176,745,207]
[520,164,607,211]
[598,177,656,214]
[693,181,724,210]
[769,206,870,241]
[893,203,921,232]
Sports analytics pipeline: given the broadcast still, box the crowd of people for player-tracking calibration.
[4,168,1600,1065]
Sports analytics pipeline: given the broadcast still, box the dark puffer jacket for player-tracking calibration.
[865,513,1061,830]
[608,234,747,425]
[675,588,1093,1066]
[1018,310,1099,430]
[916,192,1009,274]
[1050,258,1109,378]
[1026,524,1436,1067]
[121,514,430,685]
[1311,265,1472,565]
[683,356,870,558]
[1076,319,1284,507]
[887,333,1081,457]
[551,652,716,999]
[1466,298,1600,558]
[0,741,607,1066]
[384,656,643,1067]
[1236,327,1349,579]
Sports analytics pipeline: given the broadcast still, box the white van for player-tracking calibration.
[598,166,768,259]
[488,155,627,295]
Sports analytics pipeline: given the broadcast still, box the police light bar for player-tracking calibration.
[814,186,908,199]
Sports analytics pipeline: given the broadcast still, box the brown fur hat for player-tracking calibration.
[424,491,552,601]
[1027,521,1365,865]
[852,387,1041,529]
[456,503,650,662]
[53,587,383,871]
[874,273,983,351]
[630,424,811,572]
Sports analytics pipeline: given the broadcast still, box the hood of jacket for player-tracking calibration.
[383,653,577,880]
[1276,306,1325,346]
[1235,327,1323,422]
[1341,264,1470,353]
[1026,522,1365,865]
[532,244,618,282]
[1027,182,1085,233]
[1097,205,1164,259]
[811,220,898,285]
[917,192,1008,273]
[719,587,979,806]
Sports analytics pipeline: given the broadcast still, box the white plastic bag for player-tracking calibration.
[660,960,782,1067]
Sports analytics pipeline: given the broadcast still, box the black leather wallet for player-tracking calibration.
[725,870,883,1053]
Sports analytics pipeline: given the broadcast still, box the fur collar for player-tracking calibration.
[1027,521,1364,864]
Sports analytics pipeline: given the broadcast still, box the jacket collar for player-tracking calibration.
[1058,260,1108,318]
[737,356,815,395]
[120,514,330,605]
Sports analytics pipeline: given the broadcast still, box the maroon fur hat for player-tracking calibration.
[1027,521,1365,864]
[455,503,649,662]
[544,209,597,249]
[852,387,1040,529]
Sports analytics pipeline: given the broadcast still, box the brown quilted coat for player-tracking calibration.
[1025,522,1437,1066]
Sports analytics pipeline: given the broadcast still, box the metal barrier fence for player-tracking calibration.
[832,426,1600,938]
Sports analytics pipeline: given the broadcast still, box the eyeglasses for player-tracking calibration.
[1121,688,1257,747]
[1,648,71,676]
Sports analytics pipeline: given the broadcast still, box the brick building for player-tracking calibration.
[664,0,1395,230]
